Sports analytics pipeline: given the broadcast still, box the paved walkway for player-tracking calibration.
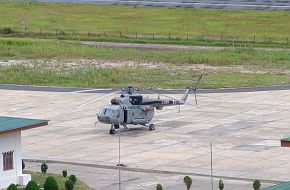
[80,41,290,52]
[33,0,290,10]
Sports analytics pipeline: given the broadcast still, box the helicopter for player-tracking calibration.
[76,75,203,134]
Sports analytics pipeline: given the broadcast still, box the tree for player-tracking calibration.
[219,179,224,190]
[253,180,261,190]
[156,184,163,190]
[183,176,192,190]
[44,176,59,190]
[41,162,48,174]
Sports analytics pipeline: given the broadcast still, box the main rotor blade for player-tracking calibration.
[68,88,112,94]
[74,90,121,109]
[53,88,113,97]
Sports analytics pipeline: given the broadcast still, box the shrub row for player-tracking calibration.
[156,177,262,190]
[7,162,78,190]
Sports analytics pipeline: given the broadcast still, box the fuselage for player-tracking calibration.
[97,104,154,125]
[97,88,189,126]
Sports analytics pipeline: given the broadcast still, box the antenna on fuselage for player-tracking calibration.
[128,85,133,95]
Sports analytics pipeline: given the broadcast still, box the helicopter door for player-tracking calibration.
[123,110,128,123]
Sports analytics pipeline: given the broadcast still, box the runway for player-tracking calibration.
[31,0,290,10]
[1,85,290,189]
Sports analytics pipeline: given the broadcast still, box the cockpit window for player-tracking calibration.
[99,108,119,118]
[105,109,111,116]
[99,108,106,115]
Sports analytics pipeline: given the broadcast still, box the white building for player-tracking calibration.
[0,116,48,189]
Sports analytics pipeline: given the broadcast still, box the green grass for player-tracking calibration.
[1,37,290,89]
[1,37,290,69]
[0,2,290,46]
[1,64,290,89]
[23,171,90,190]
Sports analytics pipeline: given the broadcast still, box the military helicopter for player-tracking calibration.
[76,75,202,134]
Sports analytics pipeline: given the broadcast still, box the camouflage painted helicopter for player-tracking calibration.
[77,75,202,134]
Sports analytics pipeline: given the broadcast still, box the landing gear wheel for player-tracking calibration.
[149,124,155,131]
[109,129,115,134]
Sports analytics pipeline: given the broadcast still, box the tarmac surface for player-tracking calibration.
[1,85,290,189]
[31,0,290,10]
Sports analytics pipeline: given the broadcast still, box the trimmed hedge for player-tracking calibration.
[69,175,77,184]
[65,180,74,190]
[44,176,59,190]
[7,184,18,190]
[25,181,40,190]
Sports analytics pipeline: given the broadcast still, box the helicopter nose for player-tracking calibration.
[97,115,110,123]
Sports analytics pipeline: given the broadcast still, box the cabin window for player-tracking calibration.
[116,110,120,118]
[129,96,143,105]
[111,110,115,117]
[2,151,14,171]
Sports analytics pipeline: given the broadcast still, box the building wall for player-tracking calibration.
[0,132,23,189]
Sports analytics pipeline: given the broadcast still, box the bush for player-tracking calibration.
[25,181,40,190]
[69,175,77,184]
[62,170,68,177]
[41,162,48,174]
[183,176,192,190]
[253,180,261,190]
[156,183,163,190]
[2,27,12,34]
[65,180,74,190]
[59,30,66,36]
[44,176,59,190]
[219,179,224,190]
[7,184,18,190]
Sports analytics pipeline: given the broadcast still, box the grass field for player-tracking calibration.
[1,2,290,45]
[0,37,290,89]
[1,37,290,68]
[24,171,90,190]
[1,64,290,89]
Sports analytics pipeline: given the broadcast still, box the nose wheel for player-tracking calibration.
[149,124,155,131]
[109,125,115,134]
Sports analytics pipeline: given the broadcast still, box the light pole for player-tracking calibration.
[118,106,122,190]
[210,142,213,190]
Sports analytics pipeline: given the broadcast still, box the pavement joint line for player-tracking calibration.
[25,159,284,184]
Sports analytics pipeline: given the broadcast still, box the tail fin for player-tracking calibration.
[180,74,203,104]
[181,89,190,103]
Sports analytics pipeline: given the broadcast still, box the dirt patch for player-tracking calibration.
[0,59,289,75]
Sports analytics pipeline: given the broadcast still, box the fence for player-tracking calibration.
[1,26,289,45]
